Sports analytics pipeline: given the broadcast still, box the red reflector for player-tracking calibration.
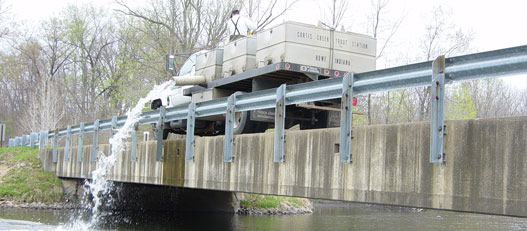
[334,71,339,76]
[352,97,357,106]
[285,63,291,69]
[324,70,330,75]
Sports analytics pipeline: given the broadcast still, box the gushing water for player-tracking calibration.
[59,81,173,230]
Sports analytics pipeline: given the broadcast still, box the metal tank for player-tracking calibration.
[222,36,257,77]
[195,48,224,83]
[256,21,377,73]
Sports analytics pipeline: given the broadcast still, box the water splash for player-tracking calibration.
[59,80,173,230]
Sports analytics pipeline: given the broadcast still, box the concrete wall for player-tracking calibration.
[41,116,527,217]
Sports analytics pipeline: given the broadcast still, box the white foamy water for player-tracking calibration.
[58,80,173,231]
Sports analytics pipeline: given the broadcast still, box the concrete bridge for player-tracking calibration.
[40,116,527,217]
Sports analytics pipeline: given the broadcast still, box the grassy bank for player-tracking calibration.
[240,194,305,209]
[238,194,313,215]
[0,147,63,204]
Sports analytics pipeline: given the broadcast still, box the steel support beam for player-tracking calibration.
[15,137,21,147]
[223,93,238,162]
[77,122,84,162]
[52,130,58,163]
[156,106,166,161]
[110,116,118,154]
[39,131,46,151]
[339,73,354,163]
[430,56,446,164]
[131,122,138,162]
[185,103,196,162]
[274,84,286,163]
[33,133,39,147]
[29,133,36,148]
[64,125,71,161]
[92,120,99,161]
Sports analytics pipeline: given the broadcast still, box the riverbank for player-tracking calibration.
[237,193,313,215]
[0,147,65,209]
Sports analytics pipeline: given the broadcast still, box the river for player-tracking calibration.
[1,202,526,230]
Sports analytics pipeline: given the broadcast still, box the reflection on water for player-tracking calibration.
[0,218,54,230]
[1,202,527,231]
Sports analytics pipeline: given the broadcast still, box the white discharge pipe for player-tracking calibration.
[173,75,206,86]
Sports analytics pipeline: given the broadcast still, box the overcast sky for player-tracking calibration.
[5,0,526,89]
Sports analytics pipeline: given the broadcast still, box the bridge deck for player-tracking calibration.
[41,116,527,217]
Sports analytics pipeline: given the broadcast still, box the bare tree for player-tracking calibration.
[415,5,473,121]
[115,0,242,79]
[467,78,525,118]
[0,17,73,133]
[420,6,473,61]
[0,0,10,39]
[318,0,349,29]
[116,0,241,51]
[58,5,126,121]
[21,77,65,133]
[369,0,404,60]
[243,0,300,31]
[366,0,405,125]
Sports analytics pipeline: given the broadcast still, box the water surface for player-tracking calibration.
[1,202,526,230]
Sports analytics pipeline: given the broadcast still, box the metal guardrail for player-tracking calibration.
[8,45,527,164]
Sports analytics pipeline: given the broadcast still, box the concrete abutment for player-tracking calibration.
[59,178,239,212]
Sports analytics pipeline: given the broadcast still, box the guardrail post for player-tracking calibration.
[110,116,118,153]
[29,133,34,148]
[64,125,71,161]
[8,138,13,147]
[52,130,58,163]
[274,84,286,163]
[15,137,21,147]
[22,135,27,147]
[77,122,84,162]
[39,131,47,151]
[33,133,39,147]
[131,122,138,162]
[224,93,238,162]
[29,133,36,148]
[430,56,446,164]
[185,103,196,162]
[339,73,354,163]
[156,107,166,161]
[92,120,100,161]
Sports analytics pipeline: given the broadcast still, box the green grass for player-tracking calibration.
[0,147,64,204]
[240,194,307,209]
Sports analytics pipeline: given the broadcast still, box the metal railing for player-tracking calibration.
[8,45,527,164]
